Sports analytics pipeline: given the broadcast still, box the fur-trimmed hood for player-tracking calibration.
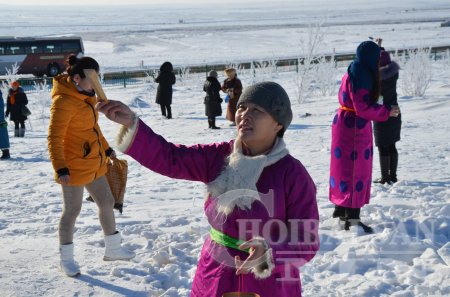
[380,61,400,81]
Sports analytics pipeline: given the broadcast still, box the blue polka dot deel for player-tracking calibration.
[356,117,368,129]
[334,147,342,159]
[364,148,371,160]
[356,180,364,192]
[342,91,348,102]
[344,115,355,128]
[339,181,348,193]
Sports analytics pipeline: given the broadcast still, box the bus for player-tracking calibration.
[0,36,84,77]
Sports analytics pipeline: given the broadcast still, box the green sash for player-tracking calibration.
[209,227,249,253]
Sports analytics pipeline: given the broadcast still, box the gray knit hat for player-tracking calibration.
[237,81,293,137]
[208,70,218,78]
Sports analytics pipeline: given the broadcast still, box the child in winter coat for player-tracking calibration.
[97,81,319,297]
[47,55,135,277]
[329,41,400,232]
[155,61,176,119]
[373,38,401,184]
[0,90,10,159]
[6,81,29,137]
[203,70,222,129]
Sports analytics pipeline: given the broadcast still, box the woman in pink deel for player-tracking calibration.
[329,41,400,232]
[97,81,319,296]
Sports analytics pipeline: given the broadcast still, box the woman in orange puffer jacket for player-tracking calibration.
[47,55,135,277]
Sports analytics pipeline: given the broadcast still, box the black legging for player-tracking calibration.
[378,143,397,156]
[14,120,25,129]
[160,104,172,119]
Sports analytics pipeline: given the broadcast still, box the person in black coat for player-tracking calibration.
[373,38,401,184]
[203,70,222,129]
[6,81,29,137]
[155,61,176,119]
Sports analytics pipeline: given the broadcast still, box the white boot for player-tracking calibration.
[103,232,135,261]
[60,243,81,277]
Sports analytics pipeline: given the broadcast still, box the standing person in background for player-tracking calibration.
[222,67,242,126]
[155,61,176,119]
[329,41,400,233]
[373,38,401,184]
[203,70,222,129]
[6,81,28,137]
[0,90,10,159]
[48,54,135,277]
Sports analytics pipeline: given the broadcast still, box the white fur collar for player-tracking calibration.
[206,137,288,215]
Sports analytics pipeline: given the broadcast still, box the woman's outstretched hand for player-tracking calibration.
[95,100,135,128]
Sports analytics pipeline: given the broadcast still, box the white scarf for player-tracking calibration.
[206,137,289,215]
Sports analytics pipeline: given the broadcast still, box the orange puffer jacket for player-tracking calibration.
[48,74,111,186]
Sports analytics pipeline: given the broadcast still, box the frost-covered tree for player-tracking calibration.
[399,47,433,97]
[312,54,339,97]
[295,20,338,103]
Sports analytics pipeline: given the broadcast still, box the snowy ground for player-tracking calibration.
[0,60,449,296]
[1,1,450,296]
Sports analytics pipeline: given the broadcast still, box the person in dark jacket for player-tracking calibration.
[0,90,10,159]
[203,70,222,129]
[373,38,401,184]
[5,81,28,137]
[155,61,176,119]
[222,68,243,126]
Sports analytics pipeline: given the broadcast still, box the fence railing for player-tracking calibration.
[3,45,449,94]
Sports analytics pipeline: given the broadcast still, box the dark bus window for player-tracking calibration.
[7,45,25,55]
[44,44,62,53]
[61,41,81,53]
[0,46,4,55]
[25,45,43,54]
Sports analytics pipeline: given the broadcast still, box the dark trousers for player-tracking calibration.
[378,144,397,157]
[13,120,26,137]
[14,120,25,130]
[160,104,172,119]
[207,117,221,129]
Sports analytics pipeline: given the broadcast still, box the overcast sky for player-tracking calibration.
[1,0,447,8]
[0,0,271,5]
